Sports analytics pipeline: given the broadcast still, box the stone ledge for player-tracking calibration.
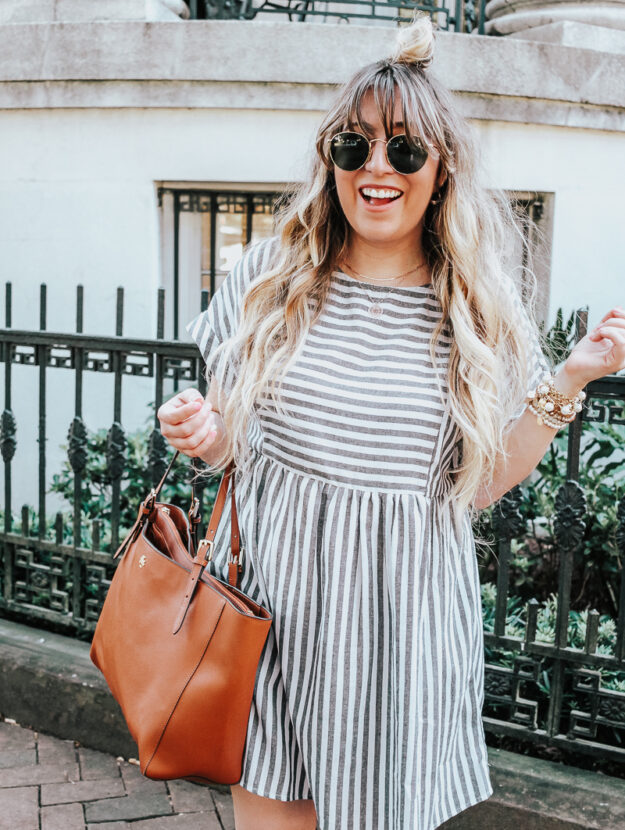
[509,20,625,55]
[0,80,623,133]
[0,617,137,759]
[0,20,622,111]
[0,0,189,24]
[1,617,624,828]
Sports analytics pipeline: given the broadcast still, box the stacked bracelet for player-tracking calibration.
[526,373,586,429]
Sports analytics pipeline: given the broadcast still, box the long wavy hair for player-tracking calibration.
[205,12,550,533]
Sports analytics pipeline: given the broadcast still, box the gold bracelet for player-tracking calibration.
[526,373,586,429]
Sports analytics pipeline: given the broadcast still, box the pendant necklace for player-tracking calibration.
[341,260,428,316]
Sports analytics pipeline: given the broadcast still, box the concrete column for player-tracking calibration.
[485,0,625,53]
[0,0,191,23]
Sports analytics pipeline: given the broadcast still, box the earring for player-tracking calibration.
[430,191,442,205]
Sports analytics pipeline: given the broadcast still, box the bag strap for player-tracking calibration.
[113,451,241,582]
[197,460,241,588]
[171,461,241,635]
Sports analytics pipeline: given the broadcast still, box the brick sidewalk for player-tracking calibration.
[0,720,235,830]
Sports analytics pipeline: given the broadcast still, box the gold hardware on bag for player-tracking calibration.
[228,546,245,569]
[162,507,170,516]
[139,555,147,568]
[188,497,200,522]
[197,539,214,563]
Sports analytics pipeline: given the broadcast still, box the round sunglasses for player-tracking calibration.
[329,130,431,175]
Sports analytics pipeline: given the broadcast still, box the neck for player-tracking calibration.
[342,233,430,285]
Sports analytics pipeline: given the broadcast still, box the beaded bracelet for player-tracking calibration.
[526,373,586,429]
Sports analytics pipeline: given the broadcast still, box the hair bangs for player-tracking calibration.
[338,63,440,155]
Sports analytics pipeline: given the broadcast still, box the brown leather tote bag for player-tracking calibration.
[90,451,272,785]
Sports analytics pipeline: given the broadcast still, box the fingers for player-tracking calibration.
[177,387,205,404]
[590,307,625,341]
[166,401,219,442]
[179,420,221,457]
[589,324,625,343]
[157,388,223,458]
[597,306,625,324]
[157,388,210,428]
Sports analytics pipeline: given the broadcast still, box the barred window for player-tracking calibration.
[158,187,283,340]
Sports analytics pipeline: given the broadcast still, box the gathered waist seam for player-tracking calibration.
[242,447,452,500]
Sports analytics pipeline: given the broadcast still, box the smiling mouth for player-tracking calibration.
[359,187,403,206]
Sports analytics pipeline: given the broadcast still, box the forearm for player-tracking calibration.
[473,365,585,510]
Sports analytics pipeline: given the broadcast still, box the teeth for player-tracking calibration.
[361,188,402,199]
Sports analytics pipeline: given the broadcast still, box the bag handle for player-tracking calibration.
[114,452,242,590]
[171,458,241,635]
[196,459,242,589]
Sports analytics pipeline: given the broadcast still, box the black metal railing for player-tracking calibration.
[479,317,625,762]
[0,284,624,763]
[187,0,487,34]
[0,284,212,634]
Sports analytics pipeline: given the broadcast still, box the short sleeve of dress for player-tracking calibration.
[186,235,279,394]
[506,277,552,425]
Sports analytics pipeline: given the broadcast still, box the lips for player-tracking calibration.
[359,186,403,208]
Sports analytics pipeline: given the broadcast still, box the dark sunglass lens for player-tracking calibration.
[388,135,429,174]
[330,132,369,171]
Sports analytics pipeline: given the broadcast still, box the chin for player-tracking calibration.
[351,220,406,244]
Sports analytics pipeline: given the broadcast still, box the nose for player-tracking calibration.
[364,138,393,174]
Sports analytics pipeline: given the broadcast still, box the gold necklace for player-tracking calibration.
[343,260,427,284]
[340,260,429,318]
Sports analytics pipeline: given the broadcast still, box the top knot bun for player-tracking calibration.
[389,12,435,69]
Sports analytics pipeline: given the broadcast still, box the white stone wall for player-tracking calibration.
[1,108,622,336]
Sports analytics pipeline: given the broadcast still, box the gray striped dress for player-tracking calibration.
[187,236,549,830]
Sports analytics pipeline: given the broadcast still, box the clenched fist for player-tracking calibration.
[157,387,225,462]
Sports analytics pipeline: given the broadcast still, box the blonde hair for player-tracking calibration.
[205,11,550,534]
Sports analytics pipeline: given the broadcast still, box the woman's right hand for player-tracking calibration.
[157,387,224,461]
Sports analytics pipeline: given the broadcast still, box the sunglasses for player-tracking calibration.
[329,130,431,175]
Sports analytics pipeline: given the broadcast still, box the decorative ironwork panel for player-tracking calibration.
[510,656,541,729]
[583,399,625,425]
[162,356,198,381]
[68,417,88,474]
[554,480,586,550]
[48,345,74,369]
[485,656,542,731]
[0,409,17,463]
[85,350,113,372]
[484,664,512,699]
[148,428,169,487]
[492,485,525,542]
[122,351,154,377]
[14,344,37,365]
[568,668,625,741]
[13,546,70,615]
[84,563,115,623]
[106,422,127,481]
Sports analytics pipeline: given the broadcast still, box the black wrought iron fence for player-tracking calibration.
[0,283,213,634]
[0,283,624,763]
[187,0,486,35]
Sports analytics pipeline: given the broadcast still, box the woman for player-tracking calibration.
[158,13,625,830]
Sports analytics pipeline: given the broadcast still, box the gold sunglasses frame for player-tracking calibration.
[328,130,435,174]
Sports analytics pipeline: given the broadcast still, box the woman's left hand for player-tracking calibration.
[562,305,625,386]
